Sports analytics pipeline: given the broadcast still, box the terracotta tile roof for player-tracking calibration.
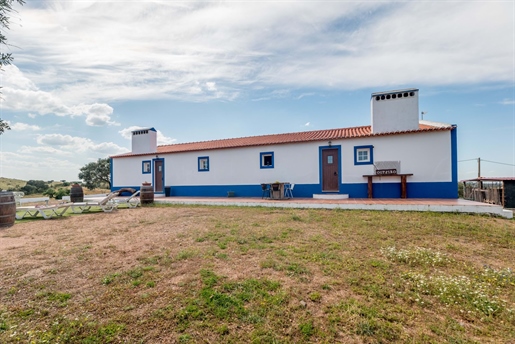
[112,123,454,158]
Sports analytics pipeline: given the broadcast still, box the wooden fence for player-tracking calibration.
[463,181,504,206]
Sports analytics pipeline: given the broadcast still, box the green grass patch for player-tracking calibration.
[102,273,121,285]
[176,249,197,261]
[381,246,452,267]
[36,291,71,307]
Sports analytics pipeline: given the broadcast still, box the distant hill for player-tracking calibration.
[0,178,77,191]
[0,177,27,191]
[0,178,109,195]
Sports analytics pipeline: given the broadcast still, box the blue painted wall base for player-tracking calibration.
[113,182,457,199]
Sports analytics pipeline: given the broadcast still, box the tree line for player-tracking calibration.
[5,158,111,198]
[14,180,71,199]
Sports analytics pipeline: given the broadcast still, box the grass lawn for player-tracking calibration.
[1,205,514,343]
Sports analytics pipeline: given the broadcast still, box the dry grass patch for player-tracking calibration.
[0,205,514,343]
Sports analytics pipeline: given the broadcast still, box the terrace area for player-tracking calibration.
[154,196,513,219]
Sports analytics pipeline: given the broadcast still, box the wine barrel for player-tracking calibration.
[140,183,154,204]
[70,184,84,202]
[0,191,16,228]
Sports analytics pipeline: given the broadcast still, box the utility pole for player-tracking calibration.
[477,157,482,190]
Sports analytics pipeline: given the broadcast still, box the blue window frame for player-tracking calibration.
[354,145,374,165]
[198,156,210,172]
[142,160,151,174]
[260,152,274,169]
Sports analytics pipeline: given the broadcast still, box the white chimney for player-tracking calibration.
[131,127,157,154]
[371,88,419,134]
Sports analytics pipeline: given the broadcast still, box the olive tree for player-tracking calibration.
[1,0,24,65]
[0,120,10,134]
[78,158,111,190]
[0,0,25,133]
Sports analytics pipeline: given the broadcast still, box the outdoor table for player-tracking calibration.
[363,174,413,199]
[269,182,289,200]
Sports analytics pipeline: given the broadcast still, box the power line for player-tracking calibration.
[458,158,515,166]
[458,157,515,178]
[481,159,515,167]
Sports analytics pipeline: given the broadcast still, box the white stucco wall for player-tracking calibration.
[167,142,319,186]
[340,130,452,183]
[132,129,157,154]
[112,158,156,186]
[112,130,452,188]
[371,90,419,134]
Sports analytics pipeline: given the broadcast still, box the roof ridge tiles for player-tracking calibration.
[158,125,372,148]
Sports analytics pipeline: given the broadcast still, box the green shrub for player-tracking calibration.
[43,188,56,198]
[55,188,70,200]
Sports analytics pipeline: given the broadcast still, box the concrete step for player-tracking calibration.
[313,194,349,200]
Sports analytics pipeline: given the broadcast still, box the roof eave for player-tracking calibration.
[111,125,452,159]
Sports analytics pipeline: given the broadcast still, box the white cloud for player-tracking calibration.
[85,114,114,126]
[297,93,315,100]
[500,99,515,105]
[304,122,311,127]
[157,132,177,145]
[36,133,86,147]
[118,126,138,140]
[0,150,82,181]
[0,131,129,181]
[17,145,69,155]
[1,65,119,126]
[8,122,41,131]
[205,82,217,92]
[36,133,128,155]
[92,141,129,155]
[82,104,120,126]
[5,1,511,106]
[252,89,291,102]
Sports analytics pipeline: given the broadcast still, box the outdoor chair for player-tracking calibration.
[284,183,295,198]
[70,192,119,213]
[16,202,72,220]
[261,183,271,199]
[14,193,50,206]
[13,191,25,205]
[15,192,67,220]
[114,189,141,209]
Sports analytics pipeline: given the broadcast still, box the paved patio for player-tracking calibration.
[154,196,513,219]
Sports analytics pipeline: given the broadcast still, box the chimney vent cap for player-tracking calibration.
[371,88,418,98]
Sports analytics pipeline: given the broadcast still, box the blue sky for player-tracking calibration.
[0,0,513,182]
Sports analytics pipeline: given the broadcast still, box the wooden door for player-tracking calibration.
[322,149,339,192]
[154,159,164,193]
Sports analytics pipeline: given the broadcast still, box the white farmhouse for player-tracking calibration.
[110,88,458,199]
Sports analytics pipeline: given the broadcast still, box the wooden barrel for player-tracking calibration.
[140,183,154,204]
[70,184,84,202]
[0,191,16,228]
